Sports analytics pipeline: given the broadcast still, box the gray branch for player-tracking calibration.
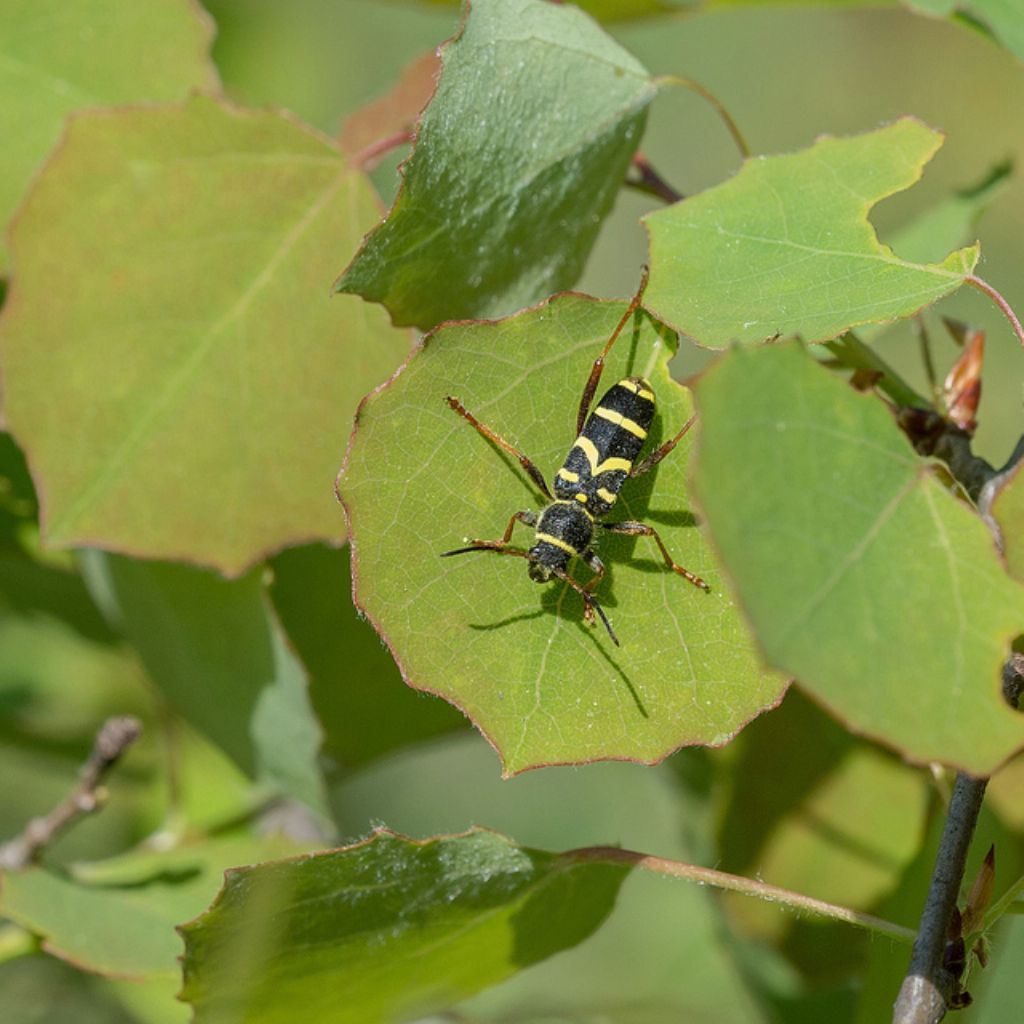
[0,716,141,871]
[893,774,987,1024]
[893,428,1024,1023]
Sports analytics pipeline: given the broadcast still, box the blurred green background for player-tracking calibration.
[3,2,1024,1021]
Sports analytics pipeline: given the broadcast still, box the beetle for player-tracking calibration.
[441,275,708,645]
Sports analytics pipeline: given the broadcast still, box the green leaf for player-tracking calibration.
[0,836,304,980]
[0,0,218,270]
[854,160,1011,345]
[992,460,1024,583]
[338,293,784,775]
[905,0,1024,63]
[0,96,410,576]
[269,544,467,771]
[336,742,767,1022]
[691,341,1024,774]
[644,119,979,347]
[335,0,655,329]
[79,552,329,819]
[179,828,629,1024]
[887,161,1011,266]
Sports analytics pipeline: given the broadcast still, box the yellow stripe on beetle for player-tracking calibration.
[619,379,655,402]
[596,488,617,504]
[557,468,580,483]
[594,406,647,439]
[574,436,632,476]
[535,531,579,556]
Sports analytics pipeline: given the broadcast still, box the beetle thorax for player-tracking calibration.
[526,500,593,582]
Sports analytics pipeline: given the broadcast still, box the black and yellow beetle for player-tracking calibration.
[441,274,709,645]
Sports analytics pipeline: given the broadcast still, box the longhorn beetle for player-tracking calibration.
[441,272,709,646]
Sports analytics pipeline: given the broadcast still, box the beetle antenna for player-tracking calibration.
[441,547,620,646]
[550,567,620,647]
[440,545,490,557]
[587,594,619,647]
[440,542,524,559]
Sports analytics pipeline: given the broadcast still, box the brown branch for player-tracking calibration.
[0,716,142,871]
[625,152,685,204]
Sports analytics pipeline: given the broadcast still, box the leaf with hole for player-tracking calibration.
[335,0,655,329]
[691,341,1024,774]
[0,95,410,576]
[644,119,979,347]
[338,293,784,775]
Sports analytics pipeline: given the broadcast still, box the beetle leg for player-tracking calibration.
[601,519,709,591]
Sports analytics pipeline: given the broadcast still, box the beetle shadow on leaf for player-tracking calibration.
[465,582,649,718]
[642,507,698,529]
[539,586,648,718]
[468,608,547,632]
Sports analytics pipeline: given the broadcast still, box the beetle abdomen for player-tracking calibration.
[554,376,655,515]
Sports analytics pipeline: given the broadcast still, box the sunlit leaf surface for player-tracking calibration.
[339,294,783,775]
[644,119,979,347]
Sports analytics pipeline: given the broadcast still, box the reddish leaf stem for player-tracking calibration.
[965,275,1024,348]
[351,129,415,172]
[564,845,915,943]
[626,152,685,204]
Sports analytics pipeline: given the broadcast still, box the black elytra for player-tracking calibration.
[441,272,709,646]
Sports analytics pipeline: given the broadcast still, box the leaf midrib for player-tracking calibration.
[46,165,347,542]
